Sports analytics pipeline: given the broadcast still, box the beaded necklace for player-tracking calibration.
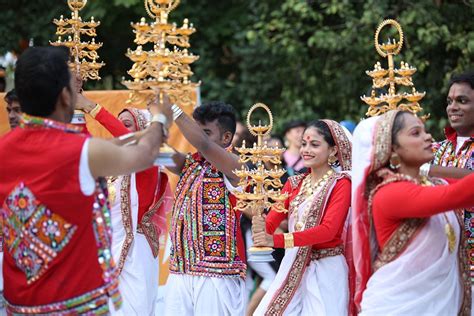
[433,139,474,169]
[290,169,334,231]
[20,114,82,133]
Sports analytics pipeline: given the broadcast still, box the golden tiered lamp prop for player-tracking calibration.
[122,0,200,107]
[50,0,104,81]
[50,0,105,127]
[233,103,288,262]
[361,19,426,118]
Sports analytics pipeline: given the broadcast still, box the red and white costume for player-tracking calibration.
[0,115,121,315]
[92,107,172,315]
[255,120,355,316]
[352,111,473,315]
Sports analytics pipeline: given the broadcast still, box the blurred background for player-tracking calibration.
[0,0,473,138]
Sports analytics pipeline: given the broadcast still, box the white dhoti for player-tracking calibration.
[164,274,246,316]
[360,211,465,315]
[110,174,159,316]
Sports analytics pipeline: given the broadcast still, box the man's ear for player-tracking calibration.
[58,86,72,111]
[222,131,233,146]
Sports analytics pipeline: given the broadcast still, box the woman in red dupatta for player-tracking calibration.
[79,102,172,315]
[352,110,474,315]
[252,119,355,316]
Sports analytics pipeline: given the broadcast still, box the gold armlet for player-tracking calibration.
[284,233,294,248]
[89,104,102,118]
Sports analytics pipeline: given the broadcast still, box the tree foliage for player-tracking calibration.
[1,0,473,137]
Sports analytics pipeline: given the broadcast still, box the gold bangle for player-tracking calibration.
[89,104,102,118]
[284,233,294,248]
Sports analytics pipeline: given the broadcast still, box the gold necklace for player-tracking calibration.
[421,177,456,253]
[291,169,334,231]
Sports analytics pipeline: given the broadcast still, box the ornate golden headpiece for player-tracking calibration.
[361,19,426,117]
[50,0,105,81]
[122,0,200,107]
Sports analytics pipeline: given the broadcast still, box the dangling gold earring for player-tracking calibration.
[389,154,401,170]
[328,154,337,167]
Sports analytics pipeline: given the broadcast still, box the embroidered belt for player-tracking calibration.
[309,245,344,262]
[5,280,121,315]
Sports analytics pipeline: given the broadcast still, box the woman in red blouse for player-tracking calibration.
[77,98,172,315]
[352,110,474,315]
[252,119,354,316]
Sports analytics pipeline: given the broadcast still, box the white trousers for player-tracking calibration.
[113,234,159,316]
[164,274,246,316]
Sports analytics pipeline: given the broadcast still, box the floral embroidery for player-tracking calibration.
[203,182,225,204]
[1,183,77,284]
[204,235,225,256]
[203,209,225,231]
[170,153,246,278]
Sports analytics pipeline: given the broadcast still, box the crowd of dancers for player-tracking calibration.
[0,45,474,316]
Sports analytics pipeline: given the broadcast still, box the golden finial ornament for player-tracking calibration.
[122,0,200,107]
[361,19,427,118]
[50,0,105,81]
[233,103,288,262]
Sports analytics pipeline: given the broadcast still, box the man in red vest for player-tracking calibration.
[0,46,171,315]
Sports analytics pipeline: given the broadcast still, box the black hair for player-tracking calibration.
[283,120,306,135]
[304,120,336,147]
[449,70,474,90]
[192,101,237,136]
[391,111,409,147]
[14,46,71,117]
[0,75,5,92]
[4,88,18,104]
